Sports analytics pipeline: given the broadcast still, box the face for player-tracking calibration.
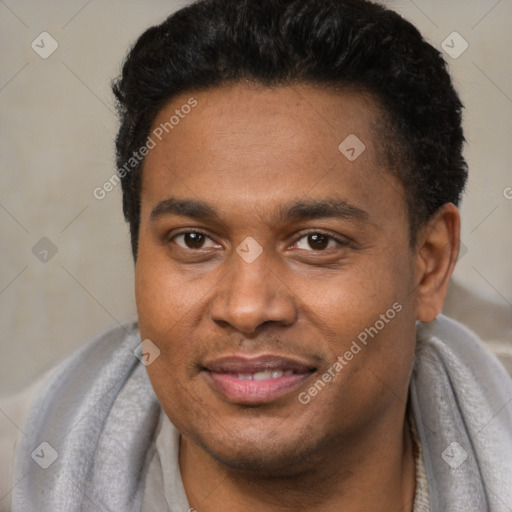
[135,82,420,475]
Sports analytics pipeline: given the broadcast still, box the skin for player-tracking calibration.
[135,82,461,511]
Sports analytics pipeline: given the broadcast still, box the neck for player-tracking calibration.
[179,411,416,512]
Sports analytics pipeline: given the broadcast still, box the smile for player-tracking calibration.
[202,355,316,404]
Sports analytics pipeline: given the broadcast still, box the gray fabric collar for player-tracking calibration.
[12,323,161,512]
[11,315,512,511]
[411,317,512,511]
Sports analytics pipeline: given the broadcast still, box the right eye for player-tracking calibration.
[171,231,221,250]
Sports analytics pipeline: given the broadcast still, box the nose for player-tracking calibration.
[209,251,297,334]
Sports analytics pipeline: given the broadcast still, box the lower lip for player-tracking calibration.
[204,371,313,404]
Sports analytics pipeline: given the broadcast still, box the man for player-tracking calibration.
[11,0,512,510]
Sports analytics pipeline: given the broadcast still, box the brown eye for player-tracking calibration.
[295,233,342,251]
[184,232,205,248]
[307,234,329,249]
[172,232,219,250]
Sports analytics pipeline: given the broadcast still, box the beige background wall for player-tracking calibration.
[1,0,511,407]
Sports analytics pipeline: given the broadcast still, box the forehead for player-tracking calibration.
[149,82,381,154]
[139,82,405,226]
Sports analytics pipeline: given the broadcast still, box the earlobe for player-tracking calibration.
[415,203,461,323]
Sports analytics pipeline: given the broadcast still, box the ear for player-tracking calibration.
[414,203,461,323]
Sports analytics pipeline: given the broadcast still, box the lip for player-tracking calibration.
[202,355,316,404]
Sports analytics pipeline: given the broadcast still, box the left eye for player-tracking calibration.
[294,233,344,251]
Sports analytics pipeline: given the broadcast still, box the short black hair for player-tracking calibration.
[112,0,467,260]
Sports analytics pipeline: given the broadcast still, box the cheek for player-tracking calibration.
[300,279,415,427]
[136,271,194,376]
[145,356,206,438]
[135,251,210,380]
[296,254,411,341]
[135,261,199,420]
[294,251,416,403]
[135,250,206,338]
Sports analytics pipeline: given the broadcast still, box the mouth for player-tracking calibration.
[202,355,317,404]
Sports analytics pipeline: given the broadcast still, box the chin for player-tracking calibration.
[192,422,327,479]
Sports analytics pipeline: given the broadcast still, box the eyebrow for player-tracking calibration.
[149,196,368,223]
[278,199,368,223]
[150,197,220,222]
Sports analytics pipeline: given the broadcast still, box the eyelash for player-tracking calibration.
[169,229,349,252]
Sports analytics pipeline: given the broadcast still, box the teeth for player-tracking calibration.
[235,370,293,380]
[253,371,274,380]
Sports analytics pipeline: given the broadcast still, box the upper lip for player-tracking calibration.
[203,355,317,374]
